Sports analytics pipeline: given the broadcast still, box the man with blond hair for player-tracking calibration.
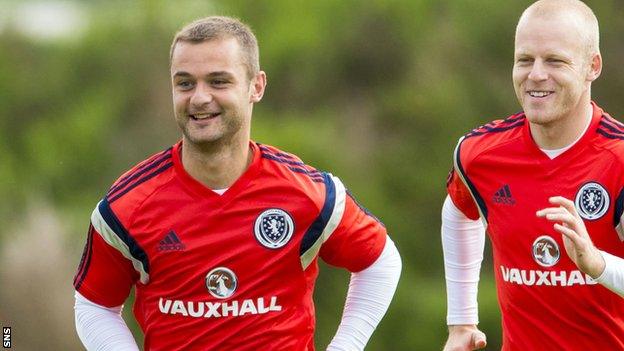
[73,16,401,350]
[443,1,624,350]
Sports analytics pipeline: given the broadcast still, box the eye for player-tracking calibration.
[176,80,194,90]
[515,57,533,65]
[547,58,564,64]
[211,79,229,87]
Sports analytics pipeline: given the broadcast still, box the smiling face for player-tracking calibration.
[170,37,265,148]
[512,12,599,126]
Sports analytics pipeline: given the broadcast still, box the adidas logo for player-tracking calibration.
[157,230,186,252]
[493,184,516,205]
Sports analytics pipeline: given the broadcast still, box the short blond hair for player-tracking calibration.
[170,16,259,79]
[518,0,600,57]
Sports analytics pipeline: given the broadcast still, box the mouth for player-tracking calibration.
[189,112,221,120]
[526,90,554,98]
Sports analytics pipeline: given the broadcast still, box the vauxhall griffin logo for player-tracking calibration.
[532,235,560,267]
[254,208,294,249]
[206,267,237,299]
[575,182,609,220]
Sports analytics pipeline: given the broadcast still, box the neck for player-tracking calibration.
[529,99,593,150]
[181,136,252,190]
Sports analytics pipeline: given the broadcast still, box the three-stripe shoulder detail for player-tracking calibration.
[107,148,174,203]
[465,113,525,139]
[597,115,624,140]
[259,145,324,182]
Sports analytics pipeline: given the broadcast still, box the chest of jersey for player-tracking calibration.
[468,144,624,269]
[461,141,624,350]
[127,180,321,304]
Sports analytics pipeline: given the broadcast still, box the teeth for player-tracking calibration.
[528,91,551,98]
[192,113,219,120]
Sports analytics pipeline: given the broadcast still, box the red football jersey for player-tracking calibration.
[73,141,387,351]
[447,102,624,350]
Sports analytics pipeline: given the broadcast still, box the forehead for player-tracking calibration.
[170,37,245,75]
[514,15,585,57]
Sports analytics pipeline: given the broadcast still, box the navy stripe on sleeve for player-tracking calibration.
[299,173,336,256]
[614,188,624,228]
[98,198,150,275]
[73,224,94,290]
[455,140,488,220]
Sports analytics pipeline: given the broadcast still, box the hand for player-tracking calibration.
[443,325,487,351]
[536,196,606,278]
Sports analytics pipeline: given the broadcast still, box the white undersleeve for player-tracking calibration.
[74,291,139,351]
[327,236,402,350]
[441,195,485,325]
[595,250,624,297]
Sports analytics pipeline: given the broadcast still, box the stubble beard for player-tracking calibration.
[178,112,247,152]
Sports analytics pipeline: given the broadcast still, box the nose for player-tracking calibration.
[189,82,213,108]
[527,60,548,82]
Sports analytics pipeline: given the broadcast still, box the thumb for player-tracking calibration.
[471,331,487,349]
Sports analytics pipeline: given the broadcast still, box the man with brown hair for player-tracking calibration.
[442,1,624,350]
[73,16,401,350]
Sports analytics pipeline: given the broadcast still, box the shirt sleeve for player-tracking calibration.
[73,220,138,308]
[319,188,387,273]
[447,168,480,220]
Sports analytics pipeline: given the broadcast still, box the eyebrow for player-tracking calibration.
[172,71,235,79]
[514,51,570,59]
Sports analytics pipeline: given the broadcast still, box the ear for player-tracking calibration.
[586,52,602,82]
[250,71,267,103]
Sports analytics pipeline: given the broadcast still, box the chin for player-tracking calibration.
[183,130,222,145]
[524,110,561,125]
[194,135,225,145]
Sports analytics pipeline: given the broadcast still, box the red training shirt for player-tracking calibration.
[74,140,386,351]
[447,102,624,350]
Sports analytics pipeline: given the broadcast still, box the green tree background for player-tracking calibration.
[1,0,623,349]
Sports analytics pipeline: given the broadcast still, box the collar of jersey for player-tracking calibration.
[171,140,262,200]
[522,101,604,162]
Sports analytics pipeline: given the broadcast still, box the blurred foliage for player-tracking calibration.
[2,0,624,350]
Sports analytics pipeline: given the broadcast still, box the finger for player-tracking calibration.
[548,196,579,217]
[536,207,567,217]
[547,211,591,239]
[542,209,588,235]
[543,212,576,225]
[471,331,487,350]
[554,223,584,246]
